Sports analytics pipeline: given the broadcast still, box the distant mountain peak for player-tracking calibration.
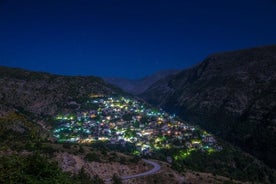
[104,69,180,95]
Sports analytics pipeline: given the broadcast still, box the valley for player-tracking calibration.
[1,46,276,184]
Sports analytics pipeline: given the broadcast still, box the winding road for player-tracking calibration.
[105,159,161,182]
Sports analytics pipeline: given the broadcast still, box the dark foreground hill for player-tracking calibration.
[141,45,276,168]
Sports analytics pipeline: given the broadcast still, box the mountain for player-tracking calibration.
[104,69,179,95]
[141,45,276,168]
[0,66,121,117]
[0,65,275,183]
[0,66,125,183]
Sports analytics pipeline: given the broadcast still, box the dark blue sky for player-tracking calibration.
[0,0,276,79]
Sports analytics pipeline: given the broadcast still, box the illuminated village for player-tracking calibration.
[53,95,222,157]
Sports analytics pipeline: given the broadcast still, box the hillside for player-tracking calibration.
[141,45,276,169]
[0,65,275,183]
[104,69,179,95]
[0,66,121,117]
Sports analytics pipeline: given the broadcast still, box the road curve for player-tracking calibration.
[121,159,161,180]
[105,159,161,182]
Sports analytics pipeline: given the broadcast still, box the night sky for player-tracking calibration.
[0,0,276,79]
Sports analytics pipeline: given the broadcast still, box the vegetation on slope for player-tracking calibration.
[0,153,105,184]
[141,45,276,169]
[1,64,275,183]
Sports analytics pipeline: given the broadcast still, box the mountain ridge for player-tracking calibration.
[0,63,275,183]
[0,65,122,117]
[104,69,179,95]
[141,45,276,168]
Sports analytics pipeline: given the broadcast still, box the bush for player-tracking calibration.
[112,174,122,184]
[79,146,85,153]
[63,143,71,149]
[85,152,100,162]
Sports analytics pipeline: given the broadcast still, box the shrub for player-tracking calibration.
[85,152,100,162]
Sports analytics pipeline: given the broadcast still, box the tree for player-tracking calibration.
[91,174,105,184]
[112,174,123,184]
[85,152,100,162]
[122,113,132,121]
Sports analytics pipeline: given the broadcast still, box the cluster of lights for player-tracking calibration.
[53,95,222,159]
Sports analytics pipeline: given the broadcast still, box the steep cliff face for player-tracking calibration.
[0,66,119,117]
[141,45,276,168]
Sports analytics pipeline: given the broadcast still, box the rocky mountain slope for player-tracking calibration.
[104,69,179,95]
[0,66,120,117]
[0,65,275,183]
[0,66,123,183]
[141,45,276,168]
